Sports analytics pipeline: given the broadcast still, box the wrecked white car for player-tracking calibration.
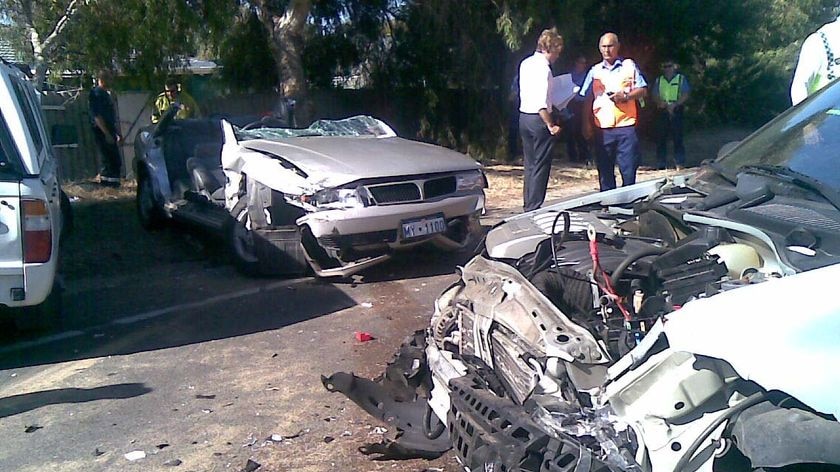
[134,113,485,276]
[323,80,840,470]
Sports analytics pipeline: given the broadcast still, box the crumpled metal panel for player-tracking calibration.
[455,256,609,366]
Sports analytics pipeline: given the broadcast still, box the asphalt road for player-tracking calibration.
[0,248,472,471]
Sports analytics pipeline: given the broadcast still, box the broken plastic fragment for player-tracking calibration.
[124,450,146,461]
[163,459,182,466]
[24,425,42,433]
[360,302,373,308]
[195,394,216,399]
[354,331,374,342]
[324,436,335,443]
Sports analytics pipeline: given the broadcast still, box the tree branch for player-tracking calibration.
[41,0,86,54]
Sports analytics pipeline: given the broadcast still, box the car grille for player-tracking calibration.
[368,183,422,204]
[424,176,456,199]
[366,174,460,205]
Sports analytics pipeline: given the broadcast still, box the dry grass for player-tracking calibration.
[62,179,137,203]
[483,162,679,220]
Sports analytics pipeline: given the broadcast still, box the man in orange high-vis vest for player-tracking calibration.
[580,32,647,191]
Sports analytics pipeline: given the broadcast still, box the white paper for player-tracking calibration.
[548,74,577,110]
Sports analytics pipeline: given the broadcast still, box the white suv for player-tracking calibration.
[0,60,68,330]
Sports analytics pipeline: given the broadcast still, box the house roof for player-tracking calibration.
[0,39,25,63]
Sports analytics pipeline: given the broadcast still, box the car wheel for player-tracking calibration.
[14,280,63,333]
[59,189,73,243]
[137,173,165,230]
[229,209,262,276]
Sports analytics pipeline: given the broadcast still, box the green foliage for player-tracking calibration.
[216,10,278,92]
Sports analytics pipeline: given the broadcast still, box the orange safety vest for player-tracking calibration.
[590,59,641,129]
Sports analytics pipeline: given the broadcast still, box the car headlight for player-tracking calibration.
[456,170,486,192]
[311,187,369,210]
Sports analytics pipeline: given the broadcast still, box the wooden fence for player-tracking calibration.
[40,88,499,183]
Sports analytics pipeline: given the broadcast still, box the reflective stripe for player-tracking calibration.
[810,31,840,95]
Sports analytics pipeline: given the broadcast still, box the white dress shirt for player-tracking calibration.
[791,15,840,105]
[519,52,552,113]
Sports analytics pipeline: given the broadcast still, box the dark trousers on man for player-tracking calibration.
[519,113,555,212]
[594,126,639,191]
[656,107,685,168]
[93,127,122,185]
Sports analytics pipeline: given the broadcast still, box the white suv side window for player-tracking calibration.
[9,78,45,164]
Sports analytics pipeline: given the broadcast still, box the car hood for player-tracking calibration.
[660,261,840,418]
[241,136,481,187]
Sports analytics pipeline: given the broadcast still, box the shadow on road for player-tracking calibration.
[347,244,479,285]
[0,383,152,418]
[0,276,357,370]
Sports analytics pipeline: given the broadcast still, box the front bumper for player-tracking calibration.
[299,193,484,277]
[300,193,484,243]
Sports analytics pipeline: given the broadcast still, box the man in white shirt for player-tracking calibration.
[791,14,840,105]
[519,28,564,212]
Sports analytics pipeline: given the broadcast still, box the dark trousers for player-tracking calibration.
[93,127,122,182]
[519,113,555,212]
[594,126,639,191]
[565,103,590,163]
[656,108,685,168]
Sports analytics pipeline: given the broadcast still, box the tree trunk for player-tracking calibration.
[28,27,49,87]
[256,0,313,124]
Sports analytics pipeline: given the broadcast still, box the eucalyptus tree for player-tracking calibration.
[0,0,86,86]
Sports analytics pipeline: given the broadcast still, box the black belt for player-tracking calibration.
[520,112,540,115]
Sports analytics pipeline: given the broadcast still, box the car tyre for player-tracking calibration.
[137,172,165,230]
[229,209,263,276]
[59,189,73,243]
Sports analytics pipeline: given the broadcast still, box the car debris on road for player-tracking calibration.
[324,81,840,471]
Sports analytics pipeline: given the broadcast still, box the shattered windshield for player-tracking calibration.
[717,82,840,191]
[235,115,396,140]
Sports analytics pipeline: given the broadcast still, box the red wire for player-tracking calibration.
[589,238,633,321]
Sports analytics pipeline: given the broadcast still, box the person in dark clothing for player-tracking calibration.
[565,56,591,165]
[507,73,521,160]
[89,69,122,187]
[652,60,690,169]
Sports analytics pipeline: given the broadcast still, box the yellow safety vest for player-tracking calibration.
[658,74,683,104]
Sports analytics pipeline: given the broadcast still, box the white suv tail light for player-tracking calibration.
[22,199,52,263]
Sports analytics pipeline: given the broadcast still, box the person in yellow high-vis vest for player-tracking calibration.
[151,78,201,124]
[652,61,690,170]
[791,14,840,106]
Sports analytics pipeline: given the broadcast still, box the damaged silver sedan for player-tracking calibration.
[324,79,840,470]
[134,114,485,276]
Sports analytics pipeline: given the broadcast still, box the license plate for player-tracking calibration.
[401,214,446,239]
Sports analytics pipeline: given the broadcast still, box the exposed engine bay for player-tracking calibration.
[324,173,840,471]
